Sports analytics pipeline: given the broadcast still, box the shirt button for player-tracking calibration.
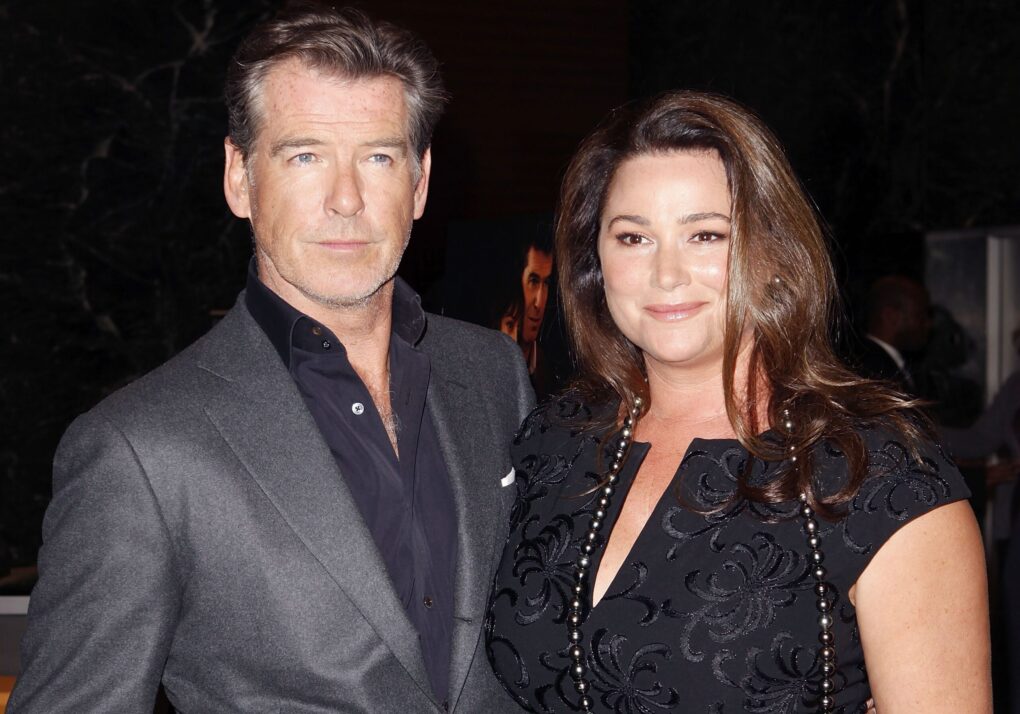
[352,402,365,415]
[321,340,331,349]
[311,325,323,336]
[423,596,433,608]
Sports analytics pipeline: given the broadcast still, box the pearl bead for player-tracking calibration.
[810,550,825,564]
[819,614,833,629]
[820,646,835,661]
[603,486,614,497]
[820,678,834,693]
[820,694,835,710]
[575,679,589,693]
[808,535,820,549]
[590,519,602,531]
[805,518,818,534]
[578,556,590,568]
[816,598,831,613]
[812,565,827,580]
[821,661,835,675]
[568,613,582,626]
[595,509,606,520]
[569,629,583,643]
[598,497,610,508]
[571,599,582,610]
[814,582,828,596]
[570,645,584,660]
[571,663,585,679]
[580,694,594,710]
[819,631,834,645]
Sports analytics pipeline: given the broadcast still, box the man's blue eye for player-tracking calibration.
[369,154,392,164]
[294,153,315,164]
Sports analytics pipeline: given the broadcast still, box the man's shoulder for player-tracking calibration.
[85,301,254,425]
[420,312,534,412]
[421,312,518,360]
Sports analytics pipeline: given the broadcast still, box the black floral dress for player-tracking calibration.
[485,396,969,713]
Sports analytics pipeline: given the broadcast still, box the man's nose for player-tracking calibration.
[535,284,549,310]
[325,164,365,217]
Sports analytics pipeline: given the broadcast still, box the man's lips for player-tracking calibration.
[314,240,371,251]
[644,302,708,321]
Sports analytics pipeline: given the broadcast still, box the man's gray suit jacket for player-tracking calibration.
[9,293,535,713]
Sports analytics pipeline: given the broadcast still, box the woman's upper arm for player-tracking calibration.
[852,500,991,713]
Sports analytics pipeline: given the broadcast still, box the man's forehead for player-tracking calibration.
[526,247,554,274]
[257,59,409,133]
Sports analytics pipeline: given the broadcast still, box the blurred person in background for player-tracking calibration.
[853,274,930,394]
[499,229,555,397]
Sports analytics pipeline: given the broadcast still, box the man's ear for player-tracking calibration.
[223,138,252,219]
[412,147,432,221]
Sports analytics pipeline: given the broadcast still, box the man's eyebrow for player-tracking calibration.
[361,137,409,150]
[268,137,326,157]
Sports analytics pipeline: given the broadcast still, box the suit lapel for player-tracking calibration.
[196,303,432,696]
[425,349,506,707]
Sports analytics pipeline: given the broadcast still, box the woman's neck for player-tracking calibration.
[640,342,766,438]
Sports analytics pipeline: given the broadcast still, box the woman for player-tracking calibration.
[485,91,990,713]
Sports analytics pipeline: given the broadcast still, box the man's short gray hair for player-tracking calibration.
[225,4,447,167]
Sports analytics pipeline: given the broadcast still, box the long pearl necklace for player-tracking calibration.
[565,403,838,712]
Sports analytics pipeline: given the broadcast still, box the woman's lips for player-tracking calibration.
[644,302,708,321]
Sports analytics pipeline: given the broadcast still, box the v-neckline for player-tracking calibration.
[589,437,707,609]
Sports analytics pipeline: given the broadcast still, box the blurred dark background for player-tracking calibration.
[1,0,1018,591]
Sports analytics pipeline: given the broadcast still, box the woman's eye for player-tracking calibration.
[616,233,647,246]
[692,231,726,242]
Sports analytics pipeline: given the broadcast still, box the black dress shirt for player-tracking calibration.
[246,263,457,702]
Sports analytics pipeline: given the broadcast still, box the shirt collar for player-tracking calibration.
[866,334,907,371]
[244,258,427,368]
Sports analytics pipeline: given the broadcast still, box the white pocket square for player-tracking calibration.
[501,468,516,487]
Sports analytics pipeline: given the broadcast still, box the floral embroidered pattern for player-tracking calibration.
[668,532,811,662]
[587,628,681,713]
[485,398,966,713]
[511,513,579,626]
[712,631,851,713]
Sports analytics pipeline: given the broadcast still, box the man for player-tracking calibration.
[10,7,533,713]
[518,242,554,369]
[854,274,930,393]
[499,232,553,396]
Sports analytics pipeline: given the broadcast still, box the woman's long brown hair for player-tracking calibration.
[556,91,923,518]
